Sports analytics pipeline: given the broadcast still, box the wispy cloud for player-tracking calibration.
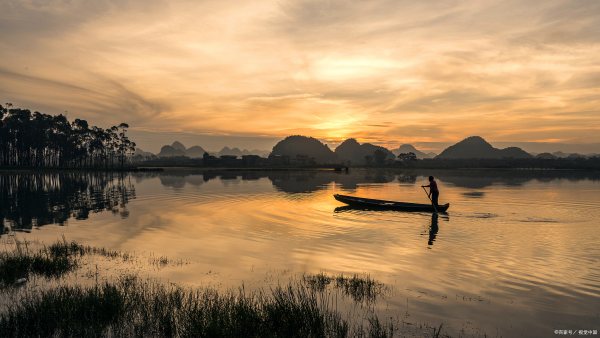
[1,0,599,150]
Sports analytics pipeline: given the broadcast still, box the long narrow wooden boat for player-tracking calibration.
[333,194,449,212]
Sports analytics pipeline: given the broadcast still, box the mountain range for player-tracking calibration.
[269,135,533,163]
[158,141,206,158]
[136,135,597,164]
[148,141,269,158]
[215,146,270,158]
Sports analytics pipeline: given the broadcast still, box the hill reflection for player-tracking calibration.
[0,173,135,234]
[142,169,599,192]
[4,169,596,235]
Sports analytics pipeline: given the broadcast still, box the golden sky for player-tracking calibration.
[1,0,599,152]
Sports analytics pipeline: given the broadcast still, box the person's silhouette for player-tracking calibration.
[421,176,439,208]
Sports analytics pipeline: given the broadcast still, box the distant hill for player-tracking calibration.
[171,141,186,152]
[437,136,532,159]
[186,145,207,158]
[216,147,269,157]
[270,135,336,163]
[158,141,205,158]
[133,148,157,160]
[552,151,569,158]
[335,139,395,165]
[535,152,557,159]
[154,141,269,159]
[158,142,186,157]
[218,146,244,157]
[391,144,436,159]
[566,153,587,159]
[551,151,593,159]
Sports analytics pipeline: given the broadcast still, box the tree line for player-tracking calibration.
[0,104,135,168]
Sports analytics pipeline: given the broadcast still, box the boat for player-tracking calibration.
[333,194,449,212]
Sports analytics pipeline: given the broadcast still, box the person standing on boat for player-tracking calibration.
[422,176,439,208]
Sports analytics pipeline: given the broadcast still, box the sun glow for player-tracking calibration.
[1,0,599,151]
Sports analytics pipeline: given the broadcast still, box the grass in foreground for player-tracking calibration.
[0,239,131,288]
[0,241,450,337]
[0,242,75,287]
[0,275,388,338]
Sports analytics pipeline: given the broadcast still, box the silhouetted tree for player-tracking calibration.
[397,152,417,161]
[0,104,135,168]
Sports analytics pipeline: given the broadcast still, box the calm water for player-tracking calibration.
[2,169,599,337]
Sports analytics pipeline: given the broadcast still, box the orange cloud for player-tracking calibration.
[1,0,599,151]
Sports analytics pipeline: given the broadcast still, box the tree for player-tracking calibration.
[116,123,136,168]
[0,104,135,169]
[397,152,417,162]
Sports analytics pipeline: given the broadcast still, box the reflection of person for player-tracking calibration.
[421,176,439,208]
[428,213,439,246]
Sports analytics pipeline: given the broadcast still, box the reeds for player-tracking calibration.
[0,242,444,337]
[304,273,386,303]
[0,241,74,287]
[0,275,354,337]
[0,239,130,288]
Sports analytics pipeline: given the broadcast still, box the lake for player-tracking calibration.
[1,169,599,337]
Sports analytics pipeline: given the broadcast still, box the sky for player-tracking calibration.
[1,0,599,153]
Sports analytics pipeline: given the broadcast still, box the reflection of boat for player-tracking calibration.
[333,194,449,212]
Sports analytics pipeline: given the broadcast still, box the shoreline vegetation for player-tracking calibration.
[2,104,599,172]
[0,239,450,337]
[0,104,135,169]
[149,159,600,170]
[3,168,597,236]
[2,161,600,172]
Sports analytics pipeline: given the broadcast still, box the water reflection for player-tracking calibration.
[432,170,600,189]
[428,213,439,246]
[462,191,485,198]
[2,169,599,337]
[4,169,598,233]
[0,172,135,233]
[134,169,600,192]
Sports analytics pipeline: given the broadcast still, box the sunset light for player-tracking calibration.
[2,0,599,152]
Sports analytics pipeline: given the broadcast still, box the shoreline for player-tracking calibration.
[1,165,600,173]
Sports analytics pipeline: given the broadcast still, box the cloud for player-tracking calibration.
[0,0,599,151]
[0,67,168,126]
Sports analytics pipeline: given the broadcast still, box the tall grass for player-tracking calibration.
[47,240,130,260]
[304,273,385,303]
[0,275,358,337]
[0,239,130,288]
[0,241,74,287]
[0,242,447,337]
